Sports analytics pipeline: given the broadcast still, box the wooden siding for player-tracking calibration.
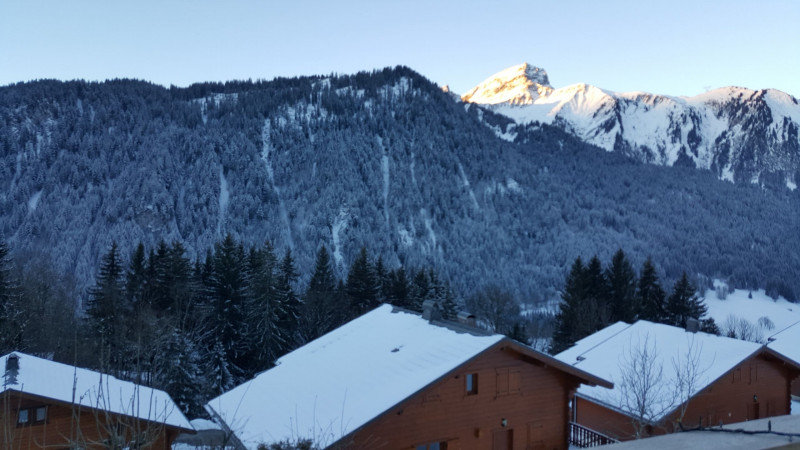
[575,352,797,441]
[345,343,582,450]
[0,391,181,450]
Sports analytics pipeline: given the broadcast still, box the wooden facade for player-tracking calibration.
[0,391,186,450]
[574,351,800,442]
[339,341,610,450]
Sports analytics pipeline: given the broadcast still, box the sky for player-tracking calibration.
[1,0,798,98]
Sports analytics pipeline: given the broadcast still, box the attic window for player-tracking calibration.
[466,373,478,395]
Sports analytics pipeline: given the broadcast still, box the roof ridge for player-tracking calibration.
[572,322,634,362]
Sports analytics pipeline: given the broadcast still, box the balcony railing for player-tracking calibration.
[569,421,619,448]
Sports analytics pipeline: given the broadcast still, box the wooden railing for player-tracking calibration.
[569,421,619,448]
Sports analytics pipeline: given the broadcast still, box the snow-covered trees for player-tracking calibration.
[551,252,718,353]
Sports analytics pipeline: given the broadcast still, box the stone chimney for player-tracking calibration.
[422,300,442,322]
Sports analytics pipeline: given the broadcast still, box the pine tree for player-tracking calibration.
[345,247,378,317]
[637,258,666,323]
[276,248,300,355]
[440,281,458,320]
[584,256,609,326]
[0,240,23,353]
[207,234,249,382]
[154,329,204,417]
[605,249,638,323]
[551,257,586,354]
[246,242,283,375]
[86,242,129,373]
[387,267,409,309]
[300,245,339,343]
[407,269,430,312]
[665,272,708,328]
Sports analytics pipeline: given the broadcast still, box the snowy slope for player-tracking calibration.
[700,281,800,342]
[463,64,800,188]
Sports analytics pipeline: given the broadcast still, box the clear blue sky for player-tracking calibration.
[1,0,798,98]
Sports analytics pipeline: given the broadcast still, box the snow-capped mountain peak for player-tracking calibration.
[463,64,800,189]
[461,63,552,106]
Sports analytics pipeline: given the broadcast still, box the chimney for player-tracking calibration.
[4,353,19,385]
[422,300,442,322]
[457,311,477,327]
[685,318,700,333]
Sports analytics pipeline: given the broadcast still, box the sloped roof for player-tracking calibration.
[1,352,192,431]
[206,304,609,449]
[767,320,800,362]
[555,320,770,422]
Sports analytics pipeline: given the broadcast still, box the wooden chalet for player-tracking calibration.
[206,303,612,450]
[1,352,194,449]
[555,320,800,444]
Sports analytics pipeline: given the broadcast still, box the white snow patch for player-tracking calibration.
[397,227,413,247]
[409,152,418,188]
[378,136,390,224]
[262,120,294,248]
[701,281,800,342]
[331,208,349,272]
[217,167,229,236]
[787,178,797,191]
[27,190,42,212]
[506,177,523,194]
[456,161,480,211]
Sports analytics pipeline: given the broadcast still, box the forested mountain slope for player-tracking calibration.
[0,67,798,301]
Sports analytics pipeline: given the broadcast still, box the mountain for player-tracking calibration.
[462,63,800,190]
[0,68,798,303]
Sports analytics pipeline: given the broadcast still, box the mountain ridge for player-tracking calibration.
[462,63,800,189]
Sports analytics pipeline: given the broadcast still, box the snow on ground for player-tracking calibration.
[793,399,800,415]
[700,281,800,342]
[217,167,229,237]
[331,208,349,272]
[27,190,42,212]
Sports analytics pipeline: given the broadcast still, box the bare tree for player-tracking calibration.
[618,334,676,438]
[671,335,713,428]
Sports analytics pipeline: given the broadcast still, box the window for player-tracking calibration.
[466,373,478,395]
[17,406,47,425]
[496,368,521,397]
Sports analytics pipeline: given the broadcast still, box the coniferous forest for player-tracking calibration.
[1,67,799,417]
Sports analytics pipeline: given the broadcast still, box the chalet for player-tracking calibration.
[206,304,612,450]
[766,320,800,396]
[555,320,800,443]
[0,352,194,449]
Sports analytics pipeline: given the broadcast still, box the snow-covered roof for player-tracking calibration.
[205,304,504,447]
[1,352,193,431]
[555,320,774,422]
[767,320,800,363]
[206,304,609,448]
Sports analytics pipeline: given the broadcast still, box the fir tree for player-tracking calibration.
[637,258,666,323]
[407,269,430,312]
[387,267,409,309]
[345,247,378,317]
[86,242,129,373]
[665,272,709,328]
[605,249,638,323]
[0,240,23,353]
[300,246,339,343]
[276,248,301,355]
[584,256,609,327]
[154,329,204,417]
[246,242,283,374]
[551,257,586,354]
[440,282,458,320]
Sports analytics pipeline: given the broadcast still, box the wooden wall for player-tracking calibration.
[346,343,581,450]
[575,352,797,441]
[0,392,180,450]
